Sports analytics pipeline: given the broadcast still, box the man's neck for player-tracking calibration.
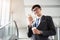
[37,14,42,17]
[37,14,42,19]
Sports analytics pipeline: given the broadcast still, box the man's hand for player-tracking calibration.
[32,28,43,34]
[28,15,33,27]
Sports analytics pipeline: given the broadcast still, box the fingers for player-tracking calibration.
[28,15,33,21]
[28,15,33,26]
[32,28,42,34]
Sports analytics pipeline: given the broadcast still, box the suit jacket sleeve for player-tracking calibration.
[41,16,56,36]
[27,25,33,37]
[27,22,36,37]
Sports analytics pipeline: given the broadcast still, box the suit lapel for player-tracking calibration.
[37,15,45,28]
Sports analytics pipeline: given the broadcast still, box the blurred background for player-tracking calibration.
[0,0,60,40]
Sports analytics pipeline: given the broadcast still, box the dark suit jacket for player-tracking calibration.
[27,15,56,40]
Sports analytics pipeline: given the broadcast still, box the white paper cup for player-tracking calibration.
[32,27,36,30]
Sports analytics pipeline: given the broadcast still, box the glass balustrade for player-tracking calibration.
[0,21,18,40]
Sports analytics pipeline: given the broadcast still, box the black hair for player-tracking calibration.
[31,4,41,11]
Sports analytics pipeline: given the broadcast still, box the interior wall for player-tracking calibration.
[10,0,27,28]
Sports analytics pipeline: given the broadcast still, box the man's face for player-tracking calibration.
[32,7,41,16]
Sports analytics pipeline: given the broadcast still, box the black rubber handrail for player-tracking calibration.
[13,20,19,38]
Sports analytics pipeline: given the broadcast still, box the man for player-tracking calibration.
[27,4,56,40]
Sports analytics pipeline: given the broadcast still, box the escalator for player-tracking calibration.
[0,20,19,40]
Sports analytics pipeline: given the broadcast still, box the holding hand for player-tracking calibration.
[32,27,43,34]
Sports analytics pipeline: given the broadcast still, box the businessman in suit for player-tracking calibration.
[27,4,56,40]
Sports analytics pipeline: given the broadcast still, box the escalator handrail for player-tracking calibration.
[13,20,19,38]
